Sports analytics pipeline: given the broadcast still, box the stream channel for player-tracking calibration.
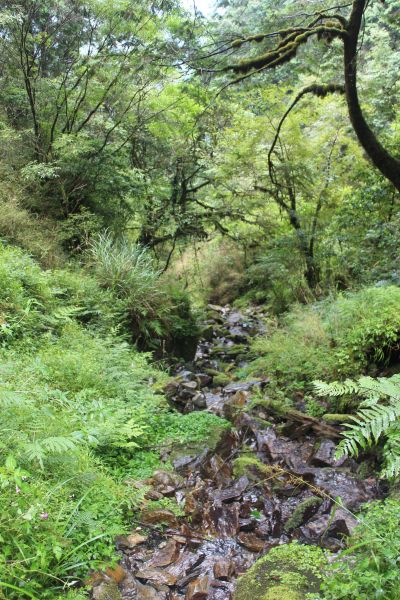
[93,305,381,600]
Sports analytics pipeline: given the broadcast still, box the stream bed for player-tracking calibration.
[93,306,381,600]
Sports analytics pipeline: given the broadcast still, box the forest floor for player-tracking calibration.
[92,306,381,600]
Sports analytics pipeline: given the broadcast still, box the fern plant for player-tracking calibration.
[314,375,400,478]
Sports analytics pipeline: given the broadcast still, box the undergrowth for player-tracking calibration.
[242,286,400,409]
[322,499,400,599]
[0,242,226,598]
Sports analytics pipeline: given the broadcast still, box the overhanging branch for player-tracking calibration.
[268,83,345,184]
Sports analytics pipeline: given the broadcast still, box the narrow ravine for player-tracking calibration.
[101,306,381,600]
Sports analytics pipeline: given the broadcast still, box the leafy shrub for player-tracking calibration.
[244,286,400,404]
[0,243,55,343]
[324,286,400,373]
[0,193,64,267]
[0,243,125,346]
[322,499,400,599]
[88,232,199,356]
[47,268,124,334]
[244,306,336,394]
[0,326,165,596]
[245,246,313,313]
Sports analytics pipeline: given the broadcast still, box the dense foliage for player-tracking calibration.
[0,0,399,598]
[0,243,227,597]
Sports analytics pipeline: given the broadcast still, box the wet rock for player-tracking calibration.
[182,381,198,391]
[223,391,248,420]
[135,567,177,587]
[310,439,346,468]
[92,581,121,600]
[301,507,357,538]
[239,517,256,531]
[202,454,232,487]
[224,380,265,394]
[166,551,205,583]
[226,311,242,325]
[191,392,207,408]
[173,449,210,474]
[213,558,235,580]
[185,575,210,599]
[115,533,147,550]
[115,306,380,600]
[196,373,213,387]
[254,521,273,540]
[256,427,313,469]
[228,326,250,343]
[210,502,240,537]
[312,469,377,510]
[215,476,249,503]
[237,532,265,553]
[208,304,225,313]
[148,540,181,567]
[141,508,179,527]
[134,580,166,600]
[163,379,181,398]
[151,471,183,496]
[177,370,197,381]
[204,392,225,414]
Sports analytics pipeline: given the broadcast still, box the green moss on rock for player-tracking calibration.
[233,455,270,479]
[213,373,232,387]
[322,413,353,424]
[262,586,303,600]
[284,497,323,533]
[234,542,327,600]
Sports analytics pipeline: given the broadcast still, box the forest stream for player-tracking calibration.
[94,306,382,600]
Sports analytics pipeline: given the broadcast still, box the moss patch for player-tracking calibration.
[213,373,232,387]
[234,542,327,600]
[284,497,323,533]
[233,455,270,479]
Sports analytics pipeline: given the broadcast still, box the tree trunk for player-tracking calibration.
[288,209,320,290]
[344,0,400,191]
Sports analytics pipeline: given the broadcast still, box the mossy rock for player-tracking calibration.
[234,542,327,600]
[233,455,270,479]
[93,582,122,600]
[262,587,303,600]
[225,344,246,356]
[322,413,353,424]
[213,373,232,387]
[204,368,222,377]
[284,497,323,533]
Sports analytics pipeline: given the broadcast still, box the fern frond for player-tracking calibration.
[317,375,400,477]
[314,379,360,397]
[24,436,79,468]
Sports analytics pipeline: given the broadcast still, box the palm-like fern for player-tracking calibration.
[314,375,400,477]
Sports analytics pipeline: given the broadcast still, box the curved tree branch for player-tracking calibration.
[268,83,345,184]
[223,1,400,192]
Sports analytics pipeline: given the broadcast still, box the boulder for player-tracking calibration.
[234,542,327,600]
